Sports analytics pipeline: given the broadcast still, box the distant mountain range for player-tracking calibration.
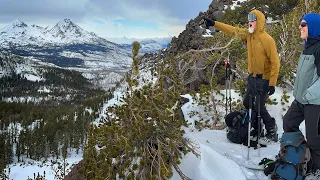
[0,19,171,89]
[0,19,108,47]
[0,19,171,53]
[106,37,172,53]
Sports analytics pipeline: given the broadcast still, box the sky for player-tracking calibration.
[0,0,212,38]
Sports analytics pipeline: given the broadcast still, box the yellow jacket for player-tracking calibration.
[214,10,280,86]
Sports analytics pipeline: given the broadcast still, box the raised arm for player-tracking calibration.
[214,21,248,41]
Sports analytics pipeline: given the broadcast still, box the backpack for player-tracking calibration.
[271,132,311,180]
[225,110,250,144]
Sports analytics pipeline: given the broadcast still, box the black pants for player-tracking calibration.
[283,100,320,169]
[243,75,275,133]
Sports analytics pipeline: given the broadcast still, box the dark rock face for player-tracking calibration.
[135,0,230,92]
[167,0,227,54]
[64,160,85,180]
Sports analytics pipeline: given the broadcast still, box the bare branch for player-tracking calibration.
[186,38,235,54]
[172,161,192,180]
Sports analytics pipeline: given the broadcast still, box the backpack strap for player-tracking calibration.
[241,110,248,125]
[232,114,243,127]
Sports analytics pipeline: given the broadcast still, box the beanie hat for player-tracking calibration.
[303,13,320,39]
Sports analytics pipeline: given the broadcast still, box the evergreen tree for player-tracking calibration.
[82,42,194,179]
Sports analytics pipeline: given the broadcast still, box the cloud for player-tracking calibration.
[88,0,211,24]
[0,0,212,38]
[0,0,88,24]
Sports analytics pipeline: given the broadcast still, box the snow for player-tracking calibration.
[226,0,248,10]
[7,149,83,180]
[5,84,303,180]
[37,86,52,93]
[95,90,125,125]
[24,74,43,82]
[0,18,103,46]
[170,87,304,180]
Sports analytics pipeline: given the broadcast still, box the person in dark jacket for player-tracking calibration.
[283,13,320,177]
[205,10,280,142]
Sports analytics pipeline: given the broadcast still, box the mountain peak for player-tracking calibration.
[11,19,28,28]
[57,18,74,26]
[63,18,72,22]
[46,18,81,38]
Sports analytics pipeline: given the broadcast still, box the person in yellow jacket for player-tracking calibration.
[205,10,280,143]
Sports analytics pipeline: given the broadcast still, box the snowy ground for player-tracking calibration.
[6,86,303,180]
[171,87,305,180]
[4,89,126,180]
[5,149,83,180]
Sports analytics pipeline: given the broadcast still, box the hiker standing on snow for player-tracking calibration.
[204,10,280,143]
[283,13,320,176]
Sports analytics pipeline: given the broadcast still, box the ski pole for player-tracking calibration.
[256,74,263,157]
[224,59,229,114]
[228,65,232,112]
[247,93,252,160]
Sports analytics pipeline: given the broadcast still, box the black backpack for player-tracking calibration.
[225,110,250,144]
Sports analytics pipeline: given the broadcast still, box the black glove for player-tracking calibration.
[204,17,215,28]
[268,86,275,95]
[259,158,276,176]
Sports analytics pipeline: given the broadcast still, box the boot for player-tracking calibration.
[265,120,278,142]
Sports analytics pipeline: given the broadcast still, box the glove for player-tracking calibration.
[268,86,275,95]
[204,17,215,28]
[259,158,276,176]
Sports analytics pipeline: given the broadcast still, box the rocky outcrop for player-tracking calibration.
[136,0,232,92]
[64,160,85,180]
[167,0,227,54]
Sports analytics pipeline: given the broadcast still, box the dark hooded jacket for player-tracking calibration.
[214,10,280,86]
[293,13,320,105]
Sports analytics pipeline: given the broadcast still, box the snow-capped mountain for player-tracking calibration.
[0,19,132,89]
[107,37,172,53]
[0,19,114,46]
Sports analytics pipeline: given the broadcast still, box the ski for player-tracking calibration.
[244,164,264,171]
[243,160,264,171]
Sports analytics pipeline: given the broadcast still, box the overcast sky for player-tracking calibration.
[0,0,212,38]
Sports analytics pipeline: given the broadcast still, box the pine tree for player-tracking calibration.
[81,41,195,180]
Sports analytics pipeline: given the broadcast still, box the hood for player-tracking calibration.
[303,13,320,39]
[249,10,266,33]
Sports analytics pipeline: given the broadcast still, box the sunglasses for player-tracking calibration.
[248,14,257,22]
[300,21,307,27]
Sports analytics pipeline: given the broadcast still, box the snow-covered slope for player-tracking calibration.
[170,88,300,180]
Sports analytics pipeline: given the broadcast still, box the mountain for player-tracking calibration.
[106,37,172,53]
[0,19,111,46]
[0,19,132,89]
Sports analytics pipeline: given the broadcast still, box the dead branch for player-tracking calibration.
[172,161,192,180]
